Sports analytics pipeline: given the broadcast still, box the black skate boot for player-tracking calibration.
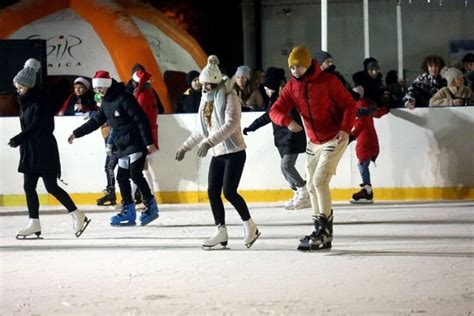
[350,184,373,204]
[97,187,116,206]
[297,211,333,251]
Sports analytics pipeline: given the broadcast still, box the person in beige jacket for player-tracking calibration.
[175,55,260,250]
[430,67,473,107]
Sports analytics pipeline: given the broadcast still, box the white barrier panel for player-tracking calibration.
[1,108,473,197]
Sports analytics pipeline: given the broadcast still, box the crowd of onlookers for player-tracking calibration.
[174,51,474,115]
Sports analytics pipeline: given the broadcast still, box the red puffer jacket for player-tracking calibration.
[269,60,356,144]
[133,70,159,148]
[351,99,389,162]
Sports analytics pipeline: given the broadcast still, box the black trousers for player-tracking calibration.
[116,152,152,205]
[23,173,77,219]
[105,153,118,189]
[208,150,250,225]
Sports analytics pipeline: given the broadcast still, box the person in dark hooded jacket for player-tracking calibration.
[243,68,310,210]
[176,70,202,113]
[9,58,91,239]
[68,70,160,227]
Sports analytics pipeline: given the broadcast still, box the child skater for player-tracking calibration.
[9,58,91,239]
[68,70,159,227]
[175,55,261,250]
[349,86,389,204]
[242,68,310,210]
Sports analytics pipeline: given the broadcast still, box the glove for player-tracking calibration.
[243,128,250,136]
[8,134,22,148]
[105,144,113,156]
[197,142,211,158]
[175,147,187,161]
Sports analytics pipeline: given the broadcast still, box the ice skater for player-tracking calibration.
[242,68,310,210]
[349,86,389,204]
[175,55,260,250]
[269,46,356,251]
[68,70,159,226]
[9,58,91,239]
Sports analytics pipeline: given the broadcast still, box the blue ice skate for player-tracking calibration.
[110,202,136,226]
[140,197,159,226]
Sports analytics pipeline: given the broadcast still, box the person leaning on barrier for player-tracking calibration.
[430,67,473,107]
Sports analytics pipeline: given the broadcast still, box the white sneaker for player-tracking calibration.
[202,225,228,249]
[284,189,298,210]
[16,218,41,239]
[243,218,261,248]
[293,186,312,209]
[70,210,91,238]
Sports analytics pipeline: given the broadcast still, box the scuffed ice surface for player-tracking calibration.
[0,201,473,315]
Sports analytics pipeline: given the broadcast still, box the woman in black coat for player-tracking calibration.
[8,58,90,239]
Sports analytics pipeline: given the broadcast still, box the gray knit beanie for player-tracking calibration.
[13,58,41,88]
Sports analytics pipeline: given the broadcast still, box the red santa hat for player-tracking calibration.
[92,70,112,88]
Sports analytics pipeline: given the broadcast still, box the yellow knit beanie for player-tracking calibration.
[288,46,312,69]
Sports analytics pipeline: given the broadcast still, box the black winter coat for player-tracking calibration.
[246,94,306,157]
[73,80,153,158]
[176,88,201,113]
[352,71,385,106]
[11,88,61,176]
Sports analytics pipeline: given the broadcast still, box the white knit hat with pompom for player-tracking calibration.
[13,58,41,88]
[199,55,223,84]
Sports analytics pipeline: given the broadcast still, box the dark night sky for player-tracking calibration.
[147,0,244,74]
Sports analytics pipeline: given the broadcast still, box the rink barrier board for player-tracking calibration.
[0,187,473,206]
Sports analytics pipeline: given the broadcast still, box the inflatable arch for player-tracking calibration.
[0,0,208,113]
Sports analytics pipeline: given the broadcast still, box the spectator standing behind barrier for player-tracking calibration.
[314,51,334,72]
[176,70,202,113]
[232,65,264,111]
[9,58,91,239]
[269,46,357,252]
[461,53,474,90]
[430,67,473,107]
[403,55,447,109]
[243,67,310,210]
[353,57,388,108]
[349,86,389,204]
[57,77,97,116]
[68,70,160,227]
[175,55,261,250]
[385,70,406,108]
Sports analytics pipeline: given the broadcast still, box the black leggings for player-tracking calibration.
[105,153,118,189]
[208,150,250,225]
[23,173,77,219]
[116,152,152,205]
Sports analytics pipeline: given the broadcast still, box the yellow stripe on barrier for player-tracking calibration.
[1,187,473,206]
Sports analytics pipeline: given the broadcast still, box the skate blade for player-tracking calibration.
[245,231,261,249]
[16,232,43,240]
[110,221,136,227]
[140,213,159,226]
[201,245,230,251]
[75,217,91,238]
[350,199,374,204]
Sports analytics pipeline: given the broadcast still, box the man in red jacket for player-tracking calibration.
[269,45,357,251]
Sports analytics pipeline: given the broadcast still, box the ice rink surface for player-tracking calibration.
[1,201,473,315]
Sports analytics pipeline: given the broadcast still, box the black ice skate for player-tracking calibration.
[16,218,43,240]
[202,225,229,250]
[298,212,333,252]
[96,187,116,206]
[350,184,373,204]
